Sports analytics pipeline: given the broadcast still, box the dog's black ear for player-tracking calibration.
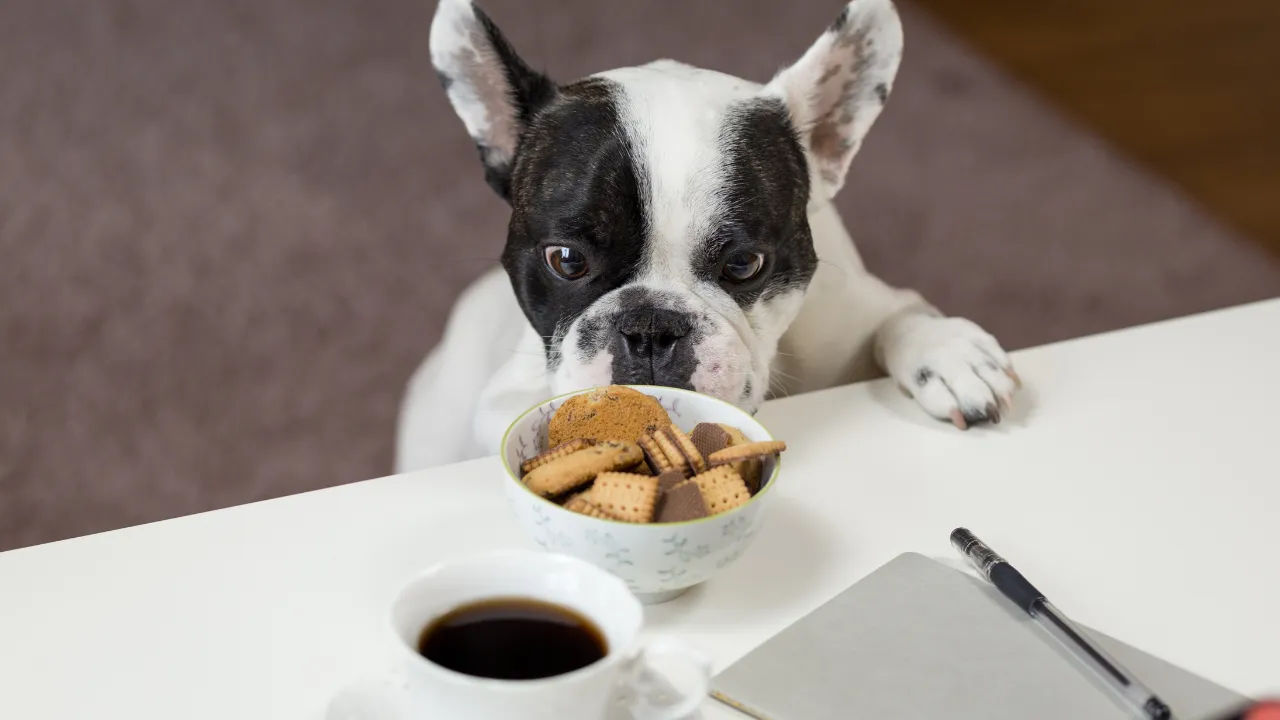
[430,0,557,201]
[764,0,903,200]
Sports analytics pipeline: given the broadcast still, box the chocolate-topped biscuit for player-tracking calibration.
[690,423,732,460]
[667,424,707,474]
[655,480,709,523]
[637,433,674,475]
[655,469,686,494]
[652,428,690,475]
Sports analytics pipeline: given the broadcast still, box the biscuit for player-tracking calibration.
[667,424,707,474]
[690,423,732,460]
[716,423,752,446]
[638,433,676,475]
[736,457,765,495]
[655,480,709,523]
[564,495,622,521]
[591,472,660,523]
[548,386,672,447]
[652,428,690,475]
[692,465,752,515]
[655,469,687,495]
[521,438,596,475]
[707,440,787,464]
[711,425,766,492]
[521,441,643,498]
[561,489,592,507]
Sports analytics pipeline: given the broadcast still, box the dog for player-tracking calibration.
[396,0,1020,471]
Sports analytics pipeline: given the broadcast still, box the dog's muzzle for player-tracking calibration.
[610,306,698,388]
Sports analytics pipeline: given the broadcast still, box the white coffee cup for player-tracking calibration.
[327,549,712,720]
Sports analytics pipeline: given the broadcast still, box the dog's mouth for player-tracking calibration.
[552,338,758,405]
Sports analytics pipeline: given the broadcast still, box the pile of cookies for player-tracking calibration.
[518,386,786,524]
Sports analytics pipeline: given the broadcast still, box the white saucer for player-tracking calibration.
[323,667,702,720]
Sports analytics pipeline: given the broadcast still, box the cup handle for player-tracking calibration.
[619,636,713,720]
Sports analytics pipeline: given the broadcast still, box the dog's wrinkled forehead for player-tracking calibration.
[511,63,810,280]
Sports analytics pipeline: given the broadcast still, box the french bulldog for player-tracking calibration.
[396,0,1020,470]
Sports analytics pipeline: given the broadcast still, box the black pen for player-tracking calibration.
[950,528,1175,720]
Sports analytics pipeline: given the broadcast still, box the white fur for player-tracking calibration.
[398,0,1020,471]
[429,0,520,172]
[598,61,756,280]
[765,0,903,199]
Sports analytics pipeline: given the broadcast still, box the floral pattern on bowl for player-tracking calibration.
[501,386,780,604]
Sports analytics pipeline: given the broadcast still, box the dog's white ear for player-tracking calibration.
[430,0,557,200]
[765,0,903,199]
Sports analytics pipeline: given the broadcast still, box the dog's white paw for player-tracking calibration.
[879,314,1020,429]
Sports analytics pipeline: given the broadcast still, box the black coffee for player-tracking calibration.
[417,598,608,680]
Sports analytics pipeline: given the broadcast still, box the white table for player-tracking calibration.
[1,299,1278,719]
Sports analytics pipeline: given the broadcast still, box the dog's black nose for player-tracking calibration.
[617,307,690,359]
[612,307,696,386]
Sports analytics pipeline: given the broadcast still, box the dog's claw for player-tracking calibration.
[885,315,1018,430]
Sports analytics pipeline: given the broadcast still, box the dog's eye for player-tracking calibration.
[721,251,765,283]
[544,246,589,280]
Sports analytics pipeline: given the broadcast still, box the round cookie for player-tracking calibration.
[548,386,672,447]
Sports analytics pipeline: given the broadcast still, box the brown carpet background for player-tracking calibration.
[2,0,1277,552]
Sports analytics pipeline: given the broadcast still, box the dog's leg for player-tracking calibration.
[396,267,536,471]
[784,203,1020,428]
[873,303,1020,428]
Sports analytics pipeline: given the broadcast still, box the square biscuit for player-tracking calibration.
[666,424,707,474]
[691,465,752,516]
[521,441,642,498]
[706,440,787,464]
[655,480,710,523]
[521,438,596,475]
[638,433,676,475]
[653,428,690,475]
[564,495,622,521]
[656,469,687,494]
[591,472,660,523]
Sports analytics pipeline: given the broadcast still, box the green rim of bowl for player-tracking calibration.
[499,385,781,528]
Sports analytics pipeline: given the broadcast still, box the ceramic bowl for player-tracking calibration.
[500,386,780,604]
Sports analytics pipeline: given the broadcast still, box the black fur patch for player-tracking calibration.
[501,79,650,360]
[830,5,850,33]
[708,97,817,308]
[435,69,454,93]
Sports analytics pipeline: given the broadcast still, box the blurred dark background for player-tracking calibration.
[2,0,1277,551]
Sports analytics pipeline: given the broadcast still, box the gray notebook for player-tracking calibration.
[711,553,1246,719]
